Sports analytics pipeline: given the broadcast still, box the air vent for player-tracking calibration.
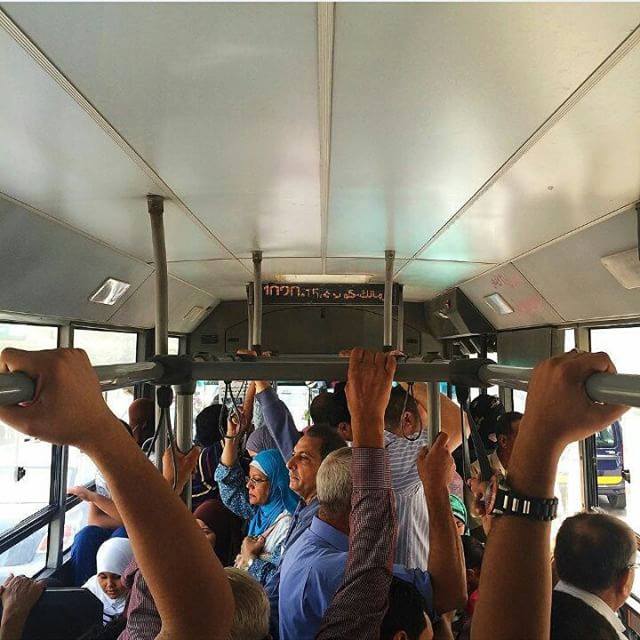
[184,305,206,322]
[601,248,640,289]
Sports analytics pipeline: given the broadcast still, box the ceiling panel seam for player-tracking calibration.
[0,189,155,272]
[394,20,640,279]
[317,2,335,274]
[510,263,566,323]
[457,198,640,292]
[106,270,155,324]
[0,7,251,276]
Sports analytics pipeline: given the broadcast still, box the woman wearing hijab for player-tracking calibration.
[215,416,297,586]
[450,493,469,536]
[191,404,226,509]
[82,538,134,626]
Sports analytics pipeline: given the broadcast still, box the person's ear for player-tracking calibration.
[620,567,634,600]
[392,632,408,640]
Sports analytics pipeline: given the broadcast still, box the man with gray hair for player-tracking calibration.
[225,568,270,640]
[278,349,466,640]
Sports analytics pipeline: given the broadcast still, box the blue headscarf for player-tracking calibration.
[248,449,299,537]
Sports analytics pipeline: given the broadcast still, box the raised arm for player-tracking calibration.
[402,382,466,451]
[419,433,467,615]
[471,351,628,640]
[316,348,397,639]
[254,381,300,462]
[0,349,234,640]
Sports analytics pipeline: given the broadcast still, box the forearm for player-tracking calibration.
[87,504,123,529]
[243,382,257,426]
[425,485,467,614]
[85,418,233,640]
[316,448,394,639]
[220,437,238,467]
[0,613,27,640]
[91,494,122,523]
[471,432,561,640]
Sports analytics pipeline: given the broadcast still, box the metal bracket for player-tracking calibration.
[449,357,496,387]
[151,355,194,386]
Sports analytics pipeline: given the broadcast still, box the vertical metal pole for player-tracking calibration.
[397,284,404,352]
[175,382,196,508]
[426,381,441,445]
[148,195,169,469]
[252,251,263,351]
[247,285,254,350]
[384,250,395,349]
[575,326,598,510]
[46,324,73,570]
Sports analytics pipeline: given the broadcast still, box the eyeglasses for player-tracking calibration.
[247,477,269,488]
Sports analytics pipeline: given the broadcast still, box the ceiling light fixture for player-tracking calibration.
[273,274,373,284]
[484,292,514,315]
[89,278,131,306]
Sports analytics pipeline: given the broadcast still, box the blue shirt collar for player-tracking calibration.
[309,516,349,552]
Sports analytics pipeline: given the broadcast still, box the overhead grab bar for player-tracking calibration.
[0,357,639,408]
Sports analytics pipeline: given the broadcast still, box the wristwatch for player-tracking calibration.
[489,475,559,522]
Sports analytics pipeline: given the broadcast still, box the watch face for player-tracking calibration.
[484,474,498,515]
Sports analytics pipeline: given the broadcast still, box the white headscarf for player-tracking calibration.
[96,538,133,577]
[83,538,134,625]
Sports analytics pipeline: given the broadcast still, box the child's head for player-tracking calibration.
[97,571,126,600]
[462,535,485,595]
[96,538,134,600]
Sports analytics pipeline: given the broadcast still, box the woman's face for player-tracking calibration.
[196,518,217,550]
[98,572,126,600]
[247,467,270,505]
[455,518,466,536]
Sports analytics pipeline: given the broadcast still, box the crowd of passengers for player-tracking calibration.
[0,346,633,640]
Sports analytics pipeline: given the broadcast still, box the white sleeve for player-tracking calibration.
[263,514,293,555]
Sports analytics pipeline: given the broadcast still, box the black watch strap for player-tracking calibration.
[492,484,559,521]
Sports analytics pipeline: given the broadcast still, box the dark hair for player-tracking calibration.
[381,576,428,640]
[195,404,226,448]
[304,424,346,459]
[310,392,334,425]
[384,386,420,431]
[462,535,485,571]
[328,383,351,428]
[555,512,636,593]
[495,411,522,438]
[469,394,504,437]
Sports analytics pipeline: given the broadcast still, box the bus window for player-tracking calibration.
[511,388,582,543]
[168,336,180,355]
[590,328,640,524]
[0,324,58,536]
[277,384,312,431]
[193,381,220,419]
[0,522,49,583]
[66,328,138,541]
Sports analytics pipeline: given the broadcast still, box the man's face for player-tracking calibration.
[498,418,520,465]
[287,435,323,502]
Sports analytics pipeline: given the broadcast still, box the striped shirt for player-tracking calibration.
[118,560,161,640]
[385,430,430,570]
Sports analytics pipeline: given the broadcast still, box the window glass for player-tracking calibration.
[73,329,137,365]
[590,328,640,530]
[0,523,49,582]
[193,381,220,421]
[67,329,138,490]
[168,337,180,355]
[277,385,311,431]
[564,330,576,352]
[63,501,92,553]
[0,324,58,534]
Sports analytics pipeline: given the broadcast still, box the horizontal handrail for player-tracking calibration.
[0,357,639,408]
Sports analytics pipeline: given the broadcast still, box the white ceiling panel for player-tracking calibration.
[400,260,493,302]
[460,263,564,329]
[0,19,230,264]
[0,195,152,322]
[5,3,322,258]
[168,260,251,297]
[326,258,408,279]
[239,258,324,278]
[515,208,640,322]
[109,275,218,333]
[423,31,640,264]
[328,3,640,258]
